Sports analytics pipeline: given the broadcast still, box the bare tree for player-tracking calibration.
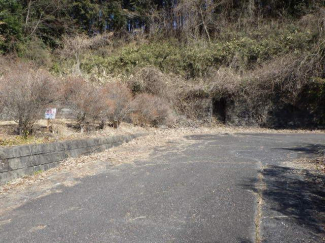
[61,35,92,75]
[0,64,58,137]
[62,77,107,132]
[61,33,114,75]
[175,0,217,42]
[102,82,132,128]
[24,0,64,37]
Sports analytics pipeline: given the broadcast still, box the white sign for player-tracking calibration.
[45,108,57,120]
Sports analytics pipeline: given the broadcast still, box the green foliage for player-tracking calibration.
[34,170,44,175]
[71,0,100,32]
[104,0,127,31]
[19,37,52,67]
[77,25,316,78]
[0,0,23,53]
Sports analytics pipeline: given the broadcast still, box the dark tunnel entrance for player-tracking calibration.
[213,98,227,123]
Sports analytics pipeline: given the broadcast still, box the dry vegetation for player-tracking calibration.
[0,63,178,145]
[0,2,325,144]
[102,82,133,128]
[62,76,107,132]
[130,94,175,127]
[0,63,59,137]
[0,56,324,146]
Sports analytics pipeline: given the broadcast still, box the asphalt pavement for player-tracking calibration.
[0,133,324,243]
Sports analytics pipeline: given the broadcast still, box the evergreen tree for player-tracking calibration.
[0,0,23,52]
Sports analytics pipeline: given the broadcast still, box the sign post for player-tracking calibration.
[45,108,57,132]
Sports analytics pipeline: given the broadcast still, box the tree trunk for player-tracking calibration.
[74,53,81,75]
[113,120,119,129]
[248,0,256,20]
[25,0,32,32]
[18,119,31,138]
[199,7,211,43]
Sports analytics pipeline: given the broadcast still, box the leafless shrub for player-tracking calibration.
[129,67,170,97]
[101,82,132,128]
[0,64,58,136]
[299,9,325,35]
[245,53,320,103]
[129,67,214,121]
[0,56,13,77]
[130,94,174,127]
[62,77,107,132]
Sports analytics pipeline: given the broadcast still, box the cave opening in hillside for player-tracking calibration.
[213,98,227,123]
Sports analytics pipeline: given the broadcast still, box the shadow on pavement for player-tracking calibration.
[276,144,325,157]
[243,143,325,238]
[263,166,324,232]
[243,166,325,237]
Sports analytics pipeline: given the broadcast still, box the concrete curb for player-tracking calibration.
[0,133,147,185]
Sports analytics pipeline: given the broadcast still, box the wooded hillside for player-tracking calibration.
[1,1,324,52]
[1,0,325,130]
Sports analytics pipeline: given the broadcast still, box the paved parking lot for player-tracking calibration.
[0,133,324,242]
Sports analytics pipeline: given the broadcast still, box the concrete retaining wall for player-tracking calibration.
[0,134,144,185]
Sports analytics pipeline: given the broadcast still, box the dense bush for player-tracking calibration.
[127,67,179,105]
[0,1,324,130]
[129,67,169,95]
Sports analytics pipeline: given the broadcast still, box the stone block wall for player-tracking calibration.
[0,134,144,185]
